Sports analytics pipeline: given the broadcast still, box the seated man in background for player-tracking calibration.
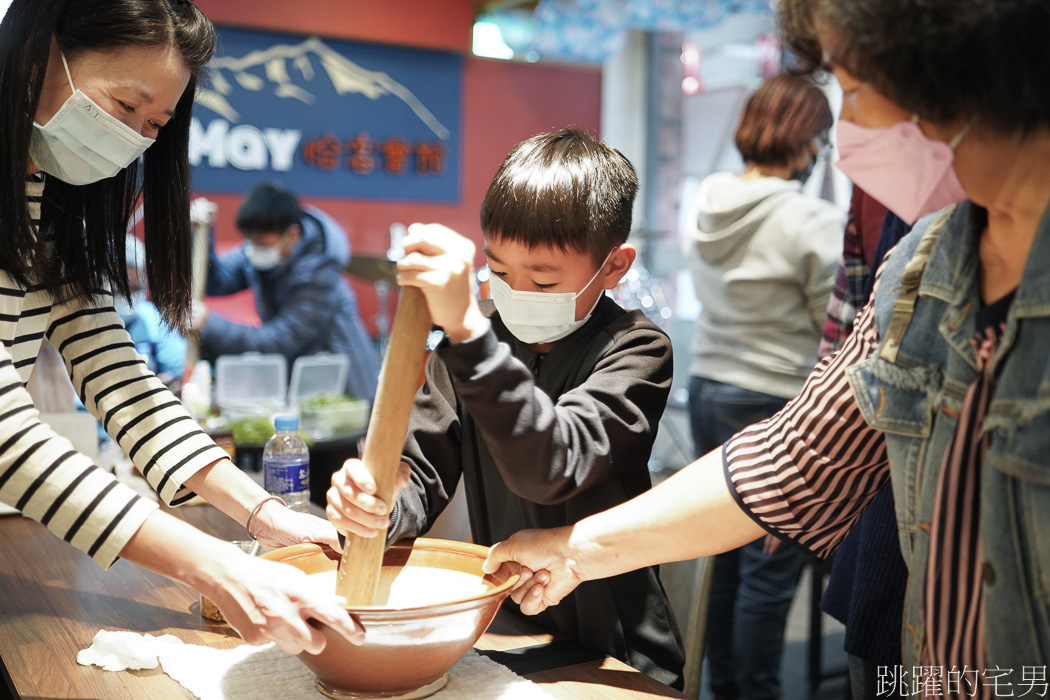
[191,181,378,401]
[328,129,686,689]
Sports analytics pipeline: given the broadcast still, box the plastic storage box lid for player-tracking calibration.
[215,353,288,408]
[288,353,349,404]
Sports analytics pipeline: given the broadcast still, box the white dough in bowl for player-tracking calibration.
[306,567,489,607]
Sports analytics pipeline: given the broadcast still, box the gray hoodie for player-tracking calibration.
[684,172,845,398]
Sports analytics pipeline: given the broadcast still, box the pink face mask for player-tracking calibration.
[834,117,971,225]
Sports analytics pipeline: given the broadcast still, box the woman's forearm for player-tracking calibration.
[119,507,243,589]
[183,458,271,529]
[182,457,341,551]
[571,447,765,580]
[483,447,768,615]
[119,507,365,652]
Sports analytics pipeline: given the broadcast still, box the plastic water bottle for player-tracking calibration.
[263,415,310,513]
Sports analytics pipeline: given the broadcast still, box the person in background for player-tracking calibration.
[191,181,378,401]
[817,186,889,359]
[819,190,913,699]
[0,0,362,654]
[328,129,686,689]
[118,233,187,391]
[484,0,1050,689]
[684,73,844,700]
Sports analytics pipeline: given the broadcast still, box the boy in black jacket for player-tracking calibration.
[328,128,685,689]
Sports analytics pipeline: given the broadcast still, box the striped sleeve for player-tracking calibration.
[46,293,230,508]
[0,344,159,569]
[723,296,890,559]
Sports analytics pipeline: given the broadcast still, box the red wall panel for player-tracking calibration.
[193,0,474,52]
[190,5,601,335]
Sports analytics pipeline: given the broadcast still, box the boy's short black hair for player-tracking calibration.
[480,128,638,264]
[236,181,304,235]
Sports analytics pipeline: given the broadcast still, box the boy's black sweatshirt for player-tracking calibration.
[389,297,685,689]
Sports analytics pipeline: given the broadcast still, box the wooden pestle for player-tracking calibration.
[335,286,431,605]
[183,218,210,385]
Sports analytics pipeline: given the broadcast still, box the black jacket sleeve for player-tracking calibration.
[443,319,671,504]
[388,311,672,539]
[387,345,464,542]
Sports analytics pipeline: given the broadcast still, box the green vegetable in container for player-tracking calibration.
[298,394,359,409]
[227,416,275,446]
[298,395,370,437]
[227,416,315,447]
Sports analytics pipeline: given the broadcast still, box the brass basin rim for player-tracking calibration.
[262,539,521,615]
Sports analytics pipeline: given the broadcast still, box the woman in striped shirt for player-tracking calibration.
[484,0,1050,688]
[1,1,361,654]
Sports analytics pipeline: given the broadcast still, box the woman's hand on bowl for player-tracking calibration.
[483,526,585,615]
[502,565,555,615]
[199,545,364,655]
[249,499,342,552]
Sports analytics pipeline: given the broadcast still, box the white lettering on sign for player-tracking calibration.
[263,129,302,171]
[227,125,266,170]
[190,118,302,172]
[190,118,228,167]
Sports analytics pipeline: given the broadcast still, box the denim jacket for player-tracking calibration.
[846,201,1050,666]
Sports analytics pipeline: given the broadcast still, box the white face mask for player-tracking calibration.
[30,52,156,186]
[489,251,611,345]
[244,241,283,271]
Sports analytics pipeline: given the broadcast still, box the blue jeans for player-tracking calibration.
[688,376,808,700]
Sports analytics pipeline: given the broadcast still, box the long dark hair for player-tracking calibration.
[0,0,215,327]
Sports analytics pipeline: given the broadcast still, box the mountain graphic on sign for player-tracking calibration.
[196,36,451,140]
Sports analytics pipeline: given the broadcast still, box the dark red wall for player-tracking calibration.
[191,4,602,332]
[194,0,475,52]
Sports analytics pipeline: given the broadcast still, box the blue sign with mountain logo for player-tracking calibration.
[190,26,461,202]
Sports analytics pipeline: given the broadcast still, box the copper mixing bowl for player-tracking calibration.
[262,538,519,698]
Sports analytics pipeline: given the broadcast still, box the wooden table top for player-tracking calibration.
[0,501,687,700]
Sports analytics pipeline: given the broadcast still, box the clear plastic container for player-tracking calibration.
[289,353,370,440]
[215,353,287,421]
[288,353,348,403]
[298,398,370,440]
[263,414,310,512]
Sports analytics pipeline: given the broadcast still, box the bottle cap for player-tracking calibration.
[274,414,299,431]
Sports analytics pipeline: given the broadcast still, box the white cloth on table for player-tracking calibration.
[78,629,554,699]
